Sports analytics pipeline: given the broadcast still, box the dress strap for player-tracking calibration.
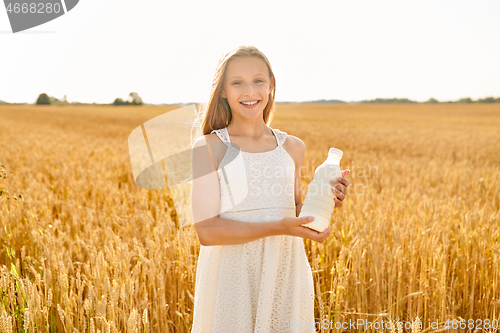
[210,127,231,147]
[212,126,287,148]
[272,128,288,147]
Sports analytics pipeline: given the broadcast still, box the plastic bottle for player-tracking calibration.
[299,148,343,232]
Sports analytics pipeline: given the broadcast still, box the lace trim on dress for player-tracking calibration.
[210,128,231,147]
[210,127,288,149]
[273,128,288,147]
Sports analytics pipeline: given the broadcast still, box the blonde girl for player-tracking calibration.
[190,45,350,333]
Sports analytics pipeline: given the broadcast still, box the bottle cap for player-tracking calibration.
[328,148,343,158]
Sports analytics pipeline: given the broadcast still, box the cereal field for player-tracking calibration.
[0,103,499,332]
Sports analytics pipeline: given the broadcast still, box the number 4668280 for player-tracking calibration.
[444,319,499,330]
[6,2,62,14]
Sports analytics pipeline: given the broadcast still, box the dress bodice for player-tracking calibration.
[209,126,296,222]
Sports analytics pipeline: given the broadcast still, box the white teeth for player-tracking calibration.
[241,101,258,105]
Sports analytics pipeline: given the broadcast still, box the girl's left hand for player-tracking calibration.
[331,169,350,207]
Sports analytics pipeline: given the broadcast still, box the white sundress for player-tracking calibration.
[190,126,316,333]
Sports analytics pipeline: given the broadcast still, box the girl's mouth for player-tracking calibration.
[240,100,260,108]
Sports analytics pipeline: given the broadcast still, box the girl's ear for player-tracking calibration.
[268,76,275,94]
[221,89,226,98]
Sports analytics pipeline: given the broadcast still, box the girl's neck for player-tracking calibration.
[226,120,271,139]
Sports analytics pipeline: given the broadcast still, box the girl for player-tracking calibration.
[190,45,350,333]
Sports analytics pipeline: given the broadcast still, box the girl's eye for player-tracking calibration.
[232,79,264,85]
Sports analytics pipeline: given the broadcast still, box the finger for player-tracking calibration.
[316,233,325,243]
[335,177,350,188]
[302,216,314,225]
[300,218,318,232]
[334,198,343,207]
[319,228,331,242]
[332,187,345,201]
[341,169,350,177]
[331,181,346,193]
[323,226,332,235]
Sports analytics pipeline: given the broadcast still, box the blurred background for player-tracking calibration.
[1,0,499,105]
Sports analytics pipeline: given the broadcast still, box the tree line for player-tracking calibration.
[293,96,500,104]
[32,92,144,105]
[1,93,498,105]
[357,97,500,104]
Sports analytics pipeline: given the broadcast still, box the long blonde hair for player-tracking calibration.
[192,45,277,139]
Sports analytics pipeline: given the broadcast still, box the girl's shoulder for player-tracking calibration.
[272,128,304,147]
[273,128,305,166]
[194,131,225,146]
[192,132,219,147]
[192,132,229,171]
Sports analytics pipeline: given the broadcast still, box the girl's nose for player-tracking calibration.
[244,84,256,96]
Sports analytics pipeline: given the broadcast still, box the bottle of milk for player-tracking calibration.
[299,148,343,232]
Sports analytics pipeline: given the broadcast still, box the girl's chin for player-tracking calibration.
[232,109,264,120]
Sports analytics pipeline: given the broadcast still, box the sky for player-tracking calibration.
[1,0,499,105]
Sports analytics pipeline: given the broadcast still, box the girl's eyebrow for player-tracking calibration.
[228,73,266,80]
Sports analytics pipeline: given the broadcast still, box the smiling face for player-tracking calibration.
[220,56,275,122]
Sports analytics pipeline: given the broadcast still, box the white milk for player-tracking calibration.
[299,148,343,232]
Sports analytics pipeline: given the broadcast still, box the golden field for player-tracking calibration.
[0,103,499,332]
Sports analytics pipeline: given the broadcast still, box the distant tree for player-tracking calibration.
[359,97,417,103]
[36,93,51,105]
[425,98,439,103]
[113,98,129,105]
[49,96,60,104]
[305,99,346,104]
[477,96,496,103]
[128,92,143,105]
[496,97,500,103]
[457,97,473,103]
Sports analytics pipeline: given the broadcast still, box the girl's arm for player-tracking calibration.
[195,217,283,246]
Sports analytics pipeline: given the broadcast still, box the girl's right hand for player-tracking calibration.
[279,216,331,243]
